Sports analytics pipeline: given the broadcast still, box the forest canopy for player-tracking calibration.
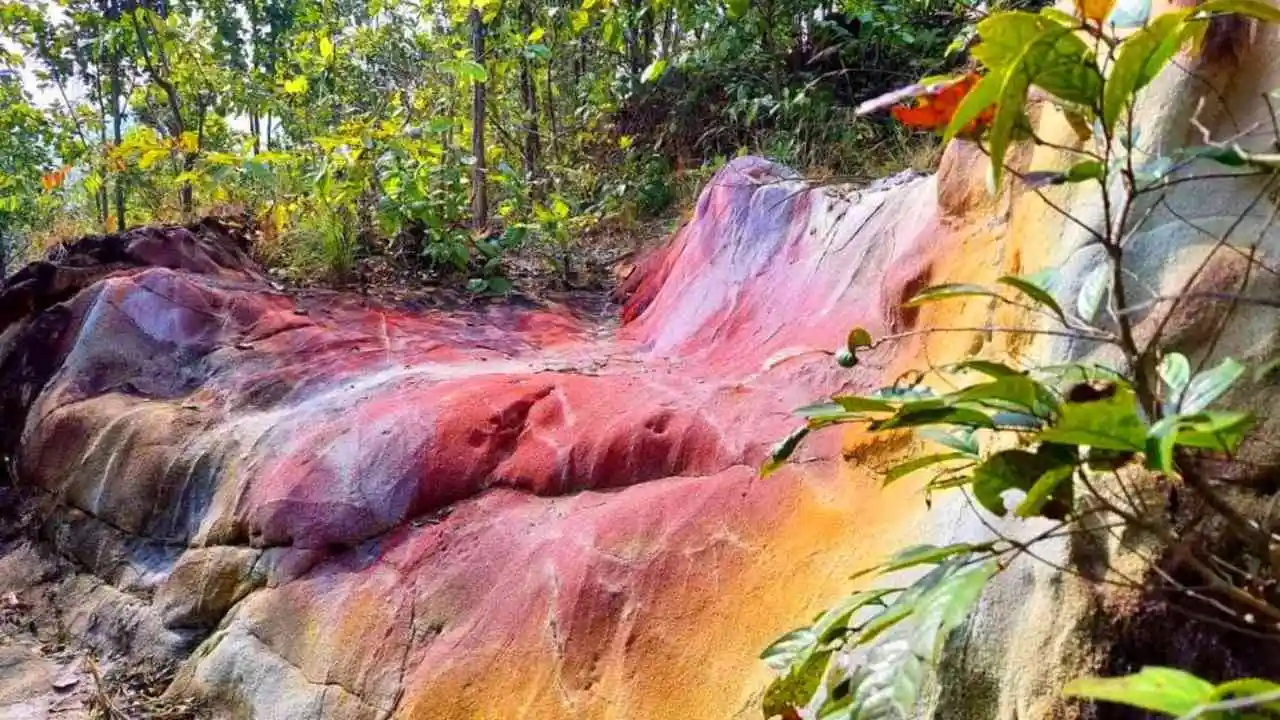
[0,0,984,287]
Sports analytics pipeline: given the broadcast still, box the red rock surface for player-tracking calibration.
[1,158,952,718]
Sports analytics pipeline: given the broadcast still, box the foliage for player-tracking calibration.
[759,0,1280,718]
[1065,667,1280,718]
[0,0,994,286]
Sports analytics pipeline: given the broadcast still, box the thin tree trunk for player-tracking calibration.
[519,0,541,197]
[547,19,560,158]
[111,56,125,230]
[103,0,126,230]
[130,8,192,212]
[469,7,488,229]
[96,85,110,227]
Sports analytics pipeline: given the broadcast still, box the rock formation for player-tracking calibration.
[1,6,1278,718]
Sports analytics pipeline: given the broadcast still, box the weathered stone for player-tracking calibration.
[1,11,1279,716]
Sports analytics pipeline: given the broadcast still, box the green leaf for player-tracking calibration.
[987,56,1033,191]
[485,277,513,295]
[1198,0,1280,22]
[882,453,971,486]
[283,76,309,95]
[1025,29,1101,107]
[949,375,1060,416]
[1102,11,1191,133]
[760,627,819,671]
[454,60,488,83]
[570,10,590,33]
[837,328,874,368]
[1171,411,1253,453]
[551,196,571,218]
[1178,144,1251,167]
[812,590,897,643]
[972,12,1053,71]
[852,601,915,646]
[318,35,334,61]
[970,13,1092,188]
[1180,357,1245,413]
[762,426,810,477]
[972,446,1075,516]
[1145,415,1181,474]
[832,396,897,414]
[903,283,998,307]
[910,558,998,638]
[943,72,1001,143]
[919,427,981,457]
[865,543,992,579]
[842,560,998,718]
[640,59,667,84]
[725,0,750,20]
[839,639,925,718]
[794,403,868,428]
[1063,667,1215,715]
[874,406,995,432]
[949,360,1024,378]
[763,649,830,717]
[1148,412,1251,474]
[1158,352,1191,415]
[1014,465,1075,518]
[426,117,454,133]
[998,274,1067,321]
[1037,385,1147,451]
[1209,678,1280,709]
[1076,260,1111,323]
[1062,160,1105,183]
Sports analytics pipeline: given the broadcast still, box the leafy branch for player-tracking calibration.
[758,0,1280,717]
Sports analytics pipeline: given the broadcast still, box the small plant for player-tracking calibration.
[528,194,595,286]
[759,0,1280,718]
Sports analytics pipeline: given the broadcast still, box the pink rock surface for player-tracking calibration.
[1,158,948,718]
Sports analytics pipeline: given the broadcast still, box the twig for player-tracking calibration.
[1139,174,1279,361]
[1118,291,1280,316]
[86,655,127,720]
[1158,198,1280,278]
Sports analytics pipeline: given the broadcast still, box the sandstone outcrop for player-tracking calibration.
[3,6,1280,717]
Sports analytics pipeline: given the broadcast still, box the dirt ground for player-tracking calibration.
[0,487,206,719]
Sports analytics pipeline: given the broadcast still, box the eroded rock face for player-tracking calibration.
[0,161,954,719]
[5,11,1280,710]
